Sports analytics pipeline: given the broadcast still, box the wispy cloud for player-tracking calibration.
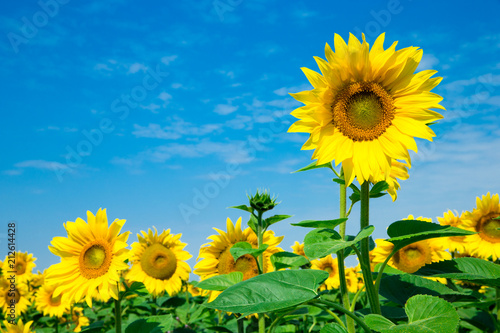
[4,159,71,176]
[417,53,439,70]
[128,63,148,74]
[214,103,238,115]
[132,116,222,139]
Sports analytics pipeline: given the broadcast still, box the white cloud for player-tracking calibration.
[273,83,311,96]
[171,83,183,89]
[132,117,222,140]
[161,55,178,65]
[218,70,235,79]
[3,169,22,176]
[214,104,238,115]
[15,160,70,171]
[417,53,439,70]
[128,63,148,74]
[140,103,162,113]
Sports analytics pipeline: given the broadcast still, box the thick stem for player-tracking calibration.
[237,317,244,333]
[257,210,266,333]
[360,181,381,315]
[114,298,122,333]
[338,171,356,333]
[496,287,500,325]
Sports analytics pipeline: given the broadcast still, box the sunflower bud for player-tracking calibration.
[248,190,279,214]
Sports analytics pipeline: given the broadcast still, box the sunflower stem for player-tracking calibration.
[237,317,244,333]
[114,298,122,333]
[337,168,356,333]
[256,210,266,333]
[308,299,372,333]
[360,181,381,315]
[496,287,500,325]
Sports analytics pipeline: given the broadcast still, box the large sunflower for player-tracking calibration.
[45,208,130,307]
[462,192,500,260]
[35,284,70,318]
[127,227,192,297]
[2,252,36,285]
[288,33,444,185]
[194,217,283,302]
[311,255,340,290]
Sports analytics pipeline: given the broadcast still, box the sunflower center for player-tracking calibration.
[15,261,26,275]
[332,82,395,141]
[79,241,113,279]
[217,248,259,281]
[140,243,177,280]
[392,241,431,273]
[5,288,20,304]
[50,292,62,306]
[477,213,500,243]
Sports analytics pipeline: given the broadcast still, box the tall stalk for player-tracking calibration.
[256,211,265,333]
[337,172,356,333]
[114,298,122,333]
[359,182,381,314]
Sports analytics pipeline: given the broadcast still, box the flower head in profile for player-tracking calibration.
[127,227,192,297]
[462,192,500,260]
[45,208,130,308]
[288,33,444,186]
[194,217,283,302]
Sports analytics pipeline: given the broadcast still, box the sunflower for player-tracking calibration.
[433,210,470,253]
[45,208,130,307]
[127,227,192,297]
[311,255,340,290]
[462,192,500,260]
[1,252,36,285]
[35,284,70,317]
[61,306,89,332]
[0,319,34,333]
[194,217,283,302]
[30,270,45,288]
[0,281,31,318]
[291,241,306,257]
[288,33,444,185]
[187,283,202,297]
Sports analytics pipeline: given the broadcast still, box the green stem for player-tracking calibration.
[237,317,244,333]
[350,285,366,312]
[256,210,266,333]
[360,182,381,315]
[309,299,372,333]
[308,303,346,329]
[114,298,122,333]
[338,169,356,333]
[374,249,397,294]
[496,287,500,326]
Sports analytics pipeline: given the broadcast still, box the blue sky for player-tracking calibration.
[1,0,500,274]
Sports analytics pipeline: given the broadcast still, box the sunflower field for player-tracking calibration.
[2,33,500,333]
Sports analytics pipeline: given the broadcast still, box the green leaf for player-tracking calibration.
[146,314,173,331]
[291,218,347,229]
[370,180,389,194]
[379,274,477,305]
[320,323,349,333]
[229,204,253,213]
[270,252,309,270]
[332,178,345,185]
[293,161,333,173]
[414,257,500,287]
[204,270,328,315]
[196,272,244,291]
[304,226,374,259]
[365,295,460,333]
[386,220,475,251]
[264,214,293,228]
[247,213,258,234]
[125,319,163,333]
[230,242,269,261]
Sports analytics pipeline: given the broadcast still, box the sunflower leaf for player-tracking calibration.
[264,214,293,228]
[370,180,389,194]
[203,270,328,314]
[365,295,459,333]
[229,205,254,213]
[379,273,478,306]
[230,242,269,261]
[270,252,309,270]
[414,257,500,287]
[386,220,475,251]
[247,213,258,234]
[292,161,333,173]
[291,218,347,229]
[320,323,349,333]
[332,178,345,185]
[304,226,374,259]
[196,272,244,291]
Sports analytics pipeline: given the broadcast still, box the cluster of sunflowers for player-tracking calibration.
[2,33,499,332]
[1,192,498,331]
